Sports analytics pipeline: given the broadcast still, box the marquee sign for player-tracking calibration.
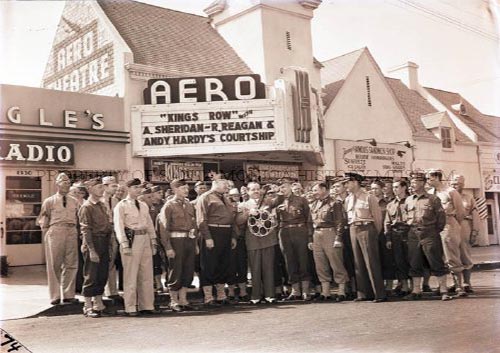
[144,74,266,104]
[245,163,300,182]
[132,98,279,157]
[335,140,412,177]
[0,140,74,165]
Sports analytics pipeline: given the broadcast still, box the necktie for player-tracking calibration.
[109,197,112,210]
[396,199,403,222]
[135,200,141,212]
[63,195,67,208]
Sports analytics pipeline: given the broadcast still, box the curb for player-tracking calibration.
[473,261,500,271]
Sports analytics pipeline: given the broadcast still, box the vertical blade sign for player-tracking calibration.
[292,70,312,143]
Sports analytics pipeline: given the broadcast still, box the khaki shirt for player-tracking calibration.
[405,193,446,231]
[37,193,79,230]
[158,197,197,251]
[310,196,346,237]
[275,194,314,237]
[113,197,156,246]
[345,190,383,233]
[196,190,236,240]
[78,199,113,252]
[459,192,480,232]
[431,187,465,223]
[384,196,407,234]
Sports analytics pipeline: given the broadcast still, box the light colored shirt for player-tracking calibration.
[345,190,383,233]
[431,186,465,223]
[113,197,156,245]
[459,192,480,232]
[37,193,79,229]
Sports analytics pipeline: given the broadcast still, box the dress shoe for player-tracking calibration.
[181,304,196,311]
[84,309,101,318]
[250,299,261,305]
[456,289,468,297]
[62,298,79,304]
[283,294,301,301]
[239,295,250,302]
[170,303,184,312]
[187,284,196,289]
[463,285,474,294]
[353,297,367,302]
[264,297,277,304]
[403,292,422,300]
[117,310,139,317]
[311,292,321,300]
[302,293,312,301]
[315,295,331,301]
[422,285,433,293]
[217,299,231,305]
[441,293,453,301]
[204,300,220,307]
[447,285,457,294]
[372,298,388,303]
[336,295,346,302]
[50,299,61,305]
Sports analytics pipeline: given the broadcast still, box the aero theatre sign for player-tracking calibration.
[132,75,286,157]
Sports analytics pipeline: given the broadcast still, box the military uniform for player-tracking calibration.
[345,189,385,301]
[38,174,79,304]
[196,189,237,303]
[384,196,410,282]
[159,195,197,310]
[378,196,397,282]
[458,192,478,289]
[276,194,314,298]
[310,195,349,298]
[114,181,157,314]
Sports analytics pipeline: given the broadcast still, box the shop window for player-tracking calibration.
[441,127,452,149]
[5,176,42,245]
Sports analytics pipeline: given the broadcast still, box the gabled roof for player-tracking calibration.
[385,78,471,142]
[321,48,364,86]
[322,80,344,113]
[425,87,500,143]
[97,0,252,77]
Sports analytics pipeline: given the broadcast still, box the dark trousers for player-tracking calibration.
[408,228,448,277]
[82,236,110,297]
[248,246,275,300]
[350,224,385,300]
[390,230,410,280]
[228,237,248,285]
[153,251,165,277]
[378,231,396,280]
[168,238,196,291]
[76,236,84,293]
[278,226,311,284]
[274,244,288,287]
[342,227,356,279]
[200,227,232,286]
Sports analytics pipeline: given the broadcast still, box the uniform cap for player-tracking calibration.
[277,177,295,185]
[126,178,142,187]
[102,176,117,185]
[141,188,153,195]
[84,177,102,189]
[151,186,161,193]
[170,179,187,189]
[344,172,365,182]
[55,172,70,183]
[409,172,426,181]
[229,188,240,196]
[195,181,207,187]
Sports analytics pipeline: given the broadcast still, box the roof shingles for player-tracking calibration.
[98,0,252,77]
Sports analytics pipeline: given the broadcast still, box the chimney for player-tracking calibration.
[387,61,420,91]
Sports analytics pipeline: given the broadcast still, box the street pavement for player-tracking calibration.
[1,269,499,353]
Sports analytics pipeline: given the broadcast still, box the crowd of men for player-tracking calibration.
[37,169,480,318]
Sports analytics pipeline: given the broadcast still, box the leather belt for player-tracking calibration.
[350,221,373,226]
[208,224,231,228]
[132,229,148,235]
[52,223,76,227]
[314,226,334,229]
[170,231,189,238]
[281,223,306,229]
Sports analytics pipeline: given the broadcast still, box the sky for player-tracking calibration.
[1,0,499,115]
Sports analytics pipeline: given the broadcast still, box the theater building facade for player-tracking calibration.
[0,84,128,265]
[41,0,325,190]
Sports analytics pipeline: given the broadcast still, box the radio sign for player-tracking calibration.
[0,141,74,165]
[144,74,266,104]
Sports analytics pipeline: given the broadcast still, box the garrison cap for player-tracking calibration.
[141,188,153,195]
[344,172,365,183]
[126,178,142,187]
[84,177,102,189]
[195,181,207,187]
[229,188,240,196]
[151,185,161,193]
[170,179,187,189]
[330,176,349,185]
[277,177,295,185]
[102,176,117,185]
[55,172,70,183]
[409,172,427,181]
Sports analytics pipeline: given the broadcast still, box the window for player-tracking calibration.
[286,31,292,50]
[441,127,452,149]
[366,76,372,106]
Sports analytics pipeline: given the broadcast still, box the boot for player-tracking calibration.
[179,287,194,310]
[154,275,164,293]
[320,282,331,298]
[454,273,467,297]
[238,283,249,301]
[215,283,228,303]
[463,269,473,293]
[93,295,106,312]
[438,275,453,301]
[337,283,346,298]
[170,290,183,312]
[203,286,215,304]
[284,283,301,300]
[301,281,311,301]
[227,285,236,299]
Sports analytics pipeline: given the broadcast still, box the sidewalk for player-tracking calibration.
[1,245,499,321]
